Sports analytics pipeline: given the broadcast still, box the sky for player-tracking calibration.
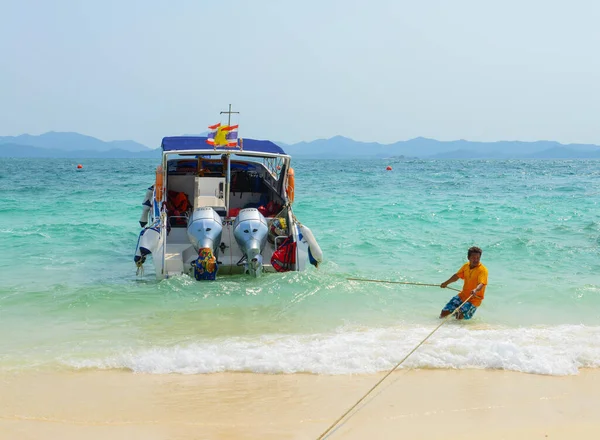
[2,0,600,148]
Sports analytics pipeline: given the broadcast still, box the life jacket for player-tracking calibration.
[168,191,189,212]
[271,237,296,272]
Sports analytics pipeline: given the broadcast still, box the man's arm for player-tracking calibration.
[470,283,485,298]
[440,274,459,288]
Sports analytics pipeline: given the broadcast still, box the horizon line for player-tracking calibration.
[3,131,600,150]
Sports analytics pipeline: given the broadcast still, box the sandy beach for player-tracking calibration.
[1,369,599,439]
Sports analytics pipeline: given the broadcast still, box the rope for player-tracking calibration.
[134,230,145,277]
[136,261,144,277]
[275,203,290,220]
[347,278,461,292]
[315,294,474,440]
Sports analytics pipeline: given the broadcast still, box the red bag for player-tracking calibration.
[271,237,296,272]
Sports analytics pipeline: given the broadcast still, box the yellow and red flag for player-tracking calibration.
[206,123,239,147]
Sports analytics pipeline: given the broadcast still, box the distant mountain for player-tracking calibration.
[522,146,600,159]
[1,131,600,159]
[0,142,161,158]
[284,136,600,159]
[0,132,151,153]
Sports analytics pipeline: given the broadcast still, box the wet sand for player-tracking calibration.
[1,369,599,439]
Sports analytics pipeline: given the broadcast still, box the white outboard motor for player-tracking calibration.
[233,208,268,277]
[187,207,223,255]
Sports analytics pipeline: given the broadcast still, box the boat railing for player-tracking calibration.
[168,214,189,227]
[274,235,288,249]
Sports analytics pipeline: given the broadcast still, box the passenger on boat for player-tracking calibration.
[439,246,488,320]
[167,190,191,225]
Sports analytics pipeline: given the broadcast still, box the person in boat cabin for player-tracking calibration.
[439,246,488,320]
[166,190,191,224]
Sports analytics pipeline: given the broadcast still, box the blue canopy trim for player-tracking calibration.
[161,136,287,155]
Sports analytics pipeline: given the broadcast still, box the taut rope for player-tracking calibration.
[347,277,461,292]
[315,294,474,440]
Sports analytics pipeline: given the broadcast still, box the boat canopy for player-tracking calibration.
[161,136,287,155]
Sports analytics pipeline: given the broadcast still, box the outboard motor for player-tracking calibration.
[187,207,223,281]
[187,207,223,254]
[233,208,268,277]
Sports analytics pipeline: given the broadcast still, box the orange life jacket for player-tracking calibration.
[168,191,189,212]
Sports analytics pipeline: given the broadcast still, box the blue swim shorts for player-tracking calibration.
[442,295,478,320]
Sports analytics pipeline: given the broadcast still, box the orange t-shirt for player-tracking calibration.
[456,262,488,307]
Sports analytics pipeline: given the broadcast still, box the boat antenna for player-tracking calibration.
[219,104,239,216]
[220,104,239,127]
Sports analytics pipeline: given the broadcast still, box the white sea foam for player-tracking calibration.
[68,324,600,376]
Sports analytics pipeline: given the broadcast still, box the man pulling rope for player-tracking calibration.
[439,246,488,320]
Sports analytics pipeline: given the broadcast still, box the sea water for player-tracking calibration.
[0,158,599,376]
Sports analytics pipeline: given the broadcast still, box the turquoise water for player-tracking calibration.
[1,158,599,375]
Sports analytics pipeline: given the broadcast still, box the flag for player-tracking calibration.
[206,123,239,147]
[224,125,239,147]
[205,123,221,146]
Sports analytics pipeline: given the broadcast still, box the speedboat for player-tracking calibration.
[134,119,322,280]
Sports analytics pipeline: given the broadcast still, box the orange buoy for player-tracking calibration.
[155,165,164,201]
[386,166,392,171]
[77,164,83,169]
[286,167,295,204]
